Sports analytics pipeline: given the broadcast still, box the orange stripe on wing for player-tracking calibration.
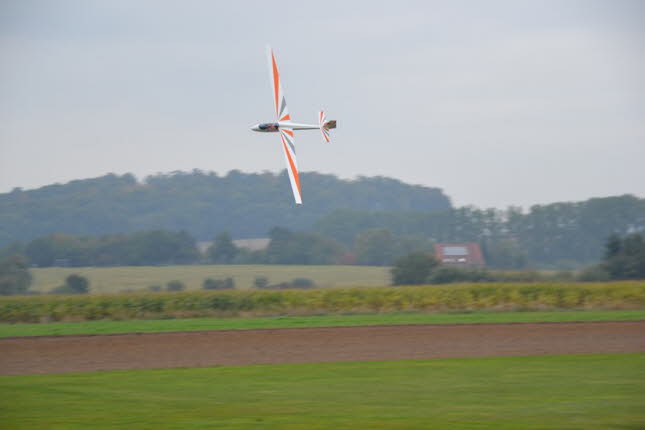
[281,138,301,196]
[282,129,294,137]
[271,52,280,117]
[280,114,291,121]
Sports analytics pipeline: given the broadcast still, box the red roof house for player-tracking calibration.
[433,243,485,266]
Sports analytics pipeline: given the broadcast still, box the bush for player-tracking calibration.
[391,252,439,285]
[253,277,316,290]
[429,266,493,284]
[148,285,162,292]
[263,282,290,289]
[254,276,269,289]
[50,274,89,294]
[290,278,316,288]
[392,254,576,285]
[203,278,219,290]
[578,265,611,282]
[203,277,235,290]
[165,280,185,292]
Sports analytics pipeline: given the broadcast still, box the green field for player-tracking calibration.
[2,309,644,338]
[31,264,391,293]
[1,354,643,429]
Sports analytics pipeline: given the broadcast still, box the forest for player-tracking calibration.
[0,170,451,246]
[313,194,645,267]
[1,171,643,269]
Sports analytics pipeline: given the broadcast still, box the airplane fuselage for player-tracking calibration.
[251,121,320,132]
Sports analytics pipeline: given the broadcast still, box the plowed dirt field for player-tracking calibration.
[2,321,644,375]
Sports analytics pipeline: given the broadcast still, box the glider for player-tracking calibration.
[251,46,337,204]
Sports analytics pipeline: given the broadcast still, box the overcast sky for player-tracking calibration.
[1,0,643,208]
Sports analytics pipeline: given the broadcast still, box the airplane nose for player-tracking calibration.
[251,124,260,132]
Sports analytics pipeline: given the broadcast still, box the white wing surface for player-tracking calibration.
[279,127,302,204]
[267,46,301,204]
[267,46,291,122]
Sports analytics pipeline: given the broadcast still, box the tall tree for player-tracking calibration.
[355,229,397,266]
[0,254,32,295]
[604,233,622,259]
[264,227,345,265]
[208,232,238,264]
[603,233,645,280]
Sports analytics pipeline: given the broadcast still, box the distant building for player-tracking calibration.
[197,238,271,255]
[433,243,485,266]
[232,238,270,251]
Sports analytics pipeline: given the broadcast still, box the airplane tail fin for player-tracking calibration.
[318,111,336,143]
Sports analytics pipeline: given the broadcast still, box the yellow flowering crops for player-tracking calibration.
[1,282,644,323]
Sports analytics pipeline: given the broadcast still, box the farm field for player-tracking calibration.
[3,320,644,375]
[2,354,644,429]
[31,264,391,293]
[2,309,645,338]
[3,281,645,323]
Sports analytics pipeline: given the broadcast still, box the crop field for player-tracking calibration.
[3,285,644,429]
[2,281,644,323]
[30,264,391,293]
[2,354,644,429]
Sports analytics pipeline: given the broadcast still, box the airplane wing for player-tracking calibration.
[267,46,291,122]
[268,46,301,204]
[279,127,302,204]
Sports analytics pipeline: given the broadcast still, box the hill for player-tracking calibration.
[0,170,451,246]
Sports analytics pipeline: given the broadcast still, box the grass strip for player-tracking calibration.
[1,353,644,429]
[1,309,644,338]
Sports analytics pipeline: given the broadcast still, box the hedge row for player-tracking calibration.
[1,282,645,323]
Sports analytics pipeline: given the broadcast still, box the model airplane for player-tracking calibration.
[251,46,337,204]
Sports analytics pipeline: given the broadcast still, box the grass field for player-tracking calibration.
[31,264,391,293]
[2,309,644,338]
[1,353,643,429]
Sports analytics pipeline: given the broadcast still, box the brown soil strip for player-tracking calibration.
[1,321,644,376]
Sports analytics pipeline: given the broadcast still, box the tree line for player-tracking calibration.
[0,170,451,246]
[391,233,645,285]
[2,232,644,295]
[206,229,434,266]
[1,169,642,269]
[0,228,435,269]
[314,194,645,268]
[2,192,644,271]
[16,231,199,267]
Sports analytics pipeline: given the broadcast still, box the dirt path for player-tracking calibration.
[1,321,644,375]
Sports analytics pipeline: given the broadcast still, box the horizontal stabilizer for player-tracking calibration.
[319,111,335,143]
